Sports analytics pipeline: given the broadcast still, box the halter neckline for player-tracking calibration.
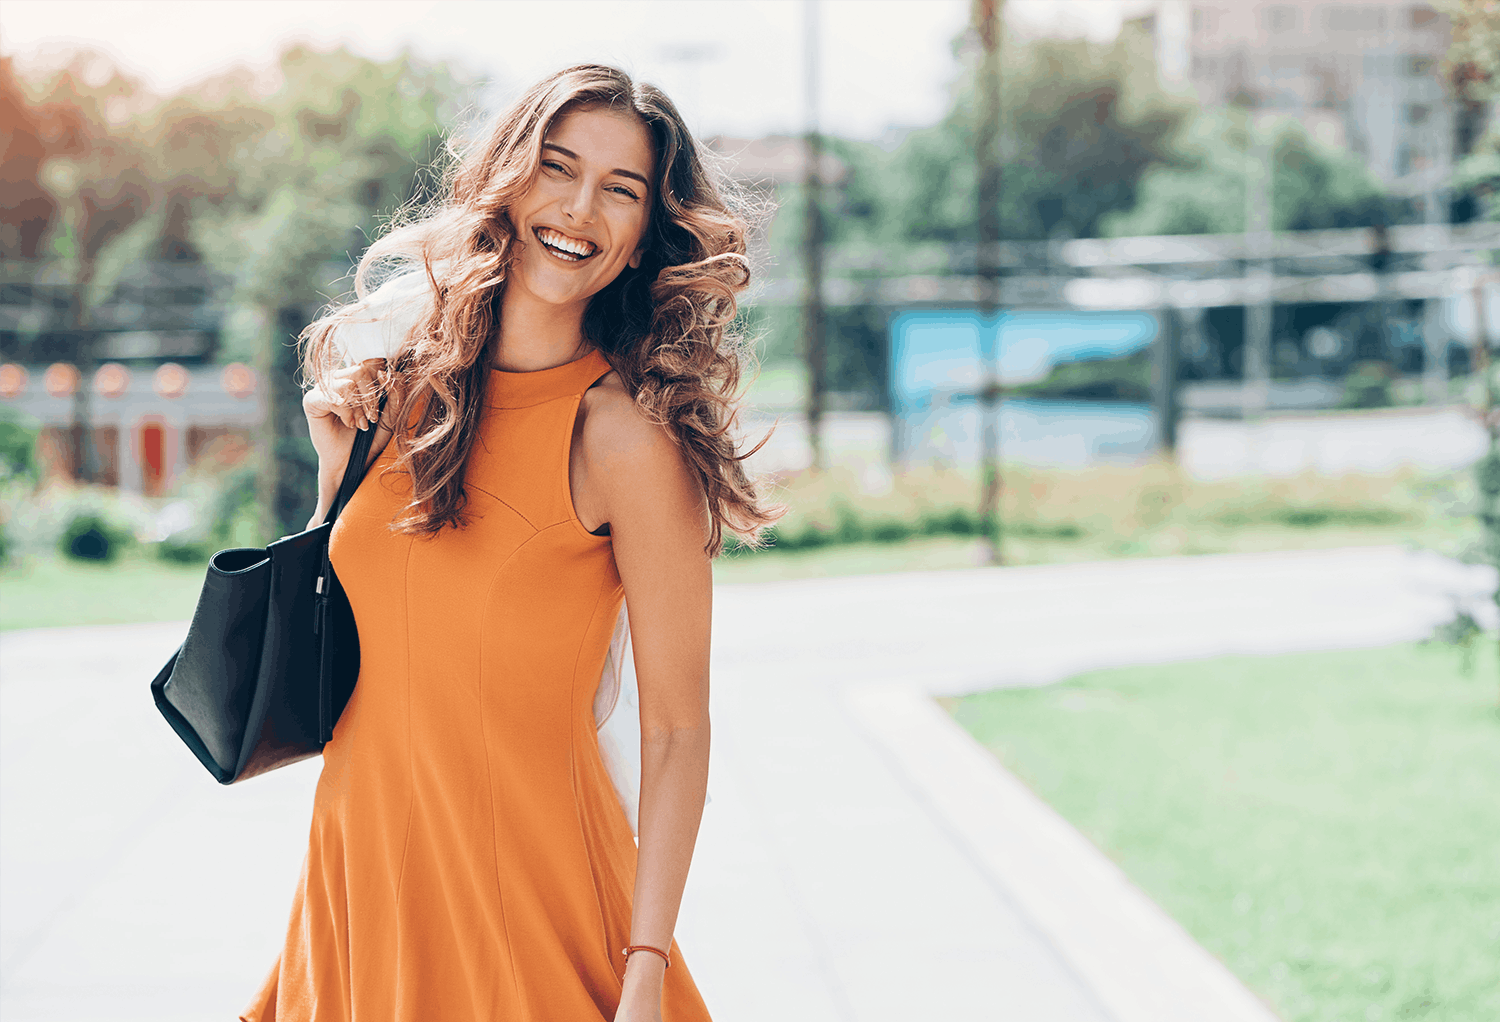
[488,348,611,408]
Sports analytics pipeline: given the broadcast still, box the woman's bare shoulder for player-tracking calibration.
[578,371,689,480]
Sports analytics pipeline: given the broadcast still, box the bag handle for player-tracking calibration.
[325,394,388,529]
[314,394,387,744]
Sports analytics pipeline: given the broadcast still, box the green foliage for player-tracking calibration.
[731,461,1459,565]
[186,47,458,537]
[0,410,40,486]
[1425,608,1483,673]
[1453,146,1500,226]
[149,456,264,563]
[1439,0,1500,226]
[1438,0,1500,104]
[1103,111,1400,236]
[1472,448,1500,609]
[59,510,132,562]
[797,28,1194,249]
[1338,361,1396,409]
[1009,350,1152,402]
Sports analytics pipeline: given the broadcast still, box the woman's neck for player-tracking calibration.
[493,286,591,372]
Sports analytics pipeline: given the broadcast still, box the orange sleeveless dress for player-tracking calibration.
[241,350,712,1022]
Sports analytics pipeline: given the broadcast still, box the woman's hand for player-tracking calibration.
[302,359,389,528]
[303,359,385,455]
[613,955,665,1022]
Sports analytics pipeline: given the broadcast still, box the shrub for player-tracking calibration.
[833,505,865,544]
[0,410,39,486]
[1010,519,1086,540]
[868,517,916,543]
[155,536,214,564]
[145,458,262,562]
[59,511,132,563]
[921,506,978,536]
[1338,361,1394,409]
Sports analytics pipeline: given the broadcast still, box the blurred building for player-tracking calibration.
[0,256,254,492]
[1145,1,1494,202]
[0,359,260,494]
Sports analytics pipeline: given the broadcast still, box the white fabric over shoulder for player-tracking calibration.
[591,602,710,838]
[332,270,434,365]
[593,603,641,833]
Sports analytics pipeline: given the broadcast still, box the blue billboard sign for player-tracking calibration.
[889,309,1159,409]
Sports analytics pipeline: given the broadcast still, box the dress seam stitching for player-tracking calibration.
[478,525,548,1014]
[465,481,541,532]
[392,537,417,909]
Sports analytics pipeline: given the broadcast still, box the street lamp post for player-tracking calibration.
[974,0,1004,564]
[801,0,827,473]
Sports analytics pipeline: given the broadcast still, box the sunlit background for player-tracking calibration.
[1,1,1497,1021]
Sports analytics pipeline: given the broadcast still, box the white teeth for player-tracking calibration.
[536,227,596,258]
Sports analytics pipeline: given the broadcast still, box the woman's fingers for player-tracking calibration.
[358,359,385,426]
[333,360,385,431]
[303,383,358,430]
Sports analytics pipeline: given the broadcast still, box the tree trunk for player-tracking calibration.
[69,256,99,483]
[259,304,318,539]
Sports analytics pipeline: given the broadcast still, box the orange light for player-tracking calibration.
[44,363,80,398]
[0,363,27,399]
[221,362,257,399]
[93,362,131,398]
[153,362,190,399]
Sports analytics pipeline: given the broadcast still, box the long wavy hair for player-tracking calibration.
[302,64,778,554]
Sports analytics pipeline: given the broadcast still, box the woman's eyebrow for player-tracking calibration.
[542,142,649,188]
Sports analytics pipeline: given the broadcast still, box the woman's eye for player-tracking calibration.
[609,185,640,200]
[542,160,569,174]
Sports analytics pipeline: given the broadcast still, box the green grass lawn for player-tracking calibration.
[950,644,1500,1022]
[0,554,206,631]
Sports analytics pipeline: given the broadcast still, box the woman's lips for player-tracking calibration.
[533,226,598,262]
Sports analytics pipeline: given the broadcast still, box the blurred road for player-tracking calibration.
[1,546,1491,1021]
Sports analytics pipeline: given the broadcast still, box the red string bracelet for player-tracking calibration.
[622,944,671,968]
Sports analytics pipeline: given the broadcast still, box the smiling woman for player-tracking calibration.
[237,65,781,1022]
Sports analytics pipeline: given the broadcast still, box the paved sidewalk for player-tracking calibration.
[1,546,1490,1020]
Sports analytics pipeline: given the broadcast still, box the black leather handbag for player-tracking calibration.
[150,422,380,783]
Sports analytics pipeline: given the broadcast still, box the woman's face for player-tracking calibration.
[506,104,655,313]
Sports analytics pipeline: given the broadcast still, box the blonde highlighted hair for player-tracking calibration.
[302,64,778,554]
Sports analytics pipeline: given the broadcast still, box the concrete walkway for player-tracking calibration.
[1,546,1490,1020]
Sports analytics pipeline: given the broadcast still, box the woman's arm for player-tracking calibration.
[577,384,713,1021]
[302,359,396,529]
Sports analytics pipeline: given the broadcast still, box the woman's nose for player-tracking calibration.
[561,180,595,225]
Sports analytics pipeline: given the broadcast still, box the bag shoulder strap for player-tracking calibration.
[325,395,387,528]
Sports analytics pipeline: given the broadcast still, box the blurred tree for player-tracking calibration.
[762,25,1195,406]
[188,47,454,538]
[3,53,252,481]
[1102,110,1402,236]
[1438,0,1499,226]
[826,24,1194,247]
[1436,1,1500,676]
[4,53,155,481]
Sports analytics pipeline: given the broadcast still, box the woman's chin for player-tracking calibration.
[513,268,616,309]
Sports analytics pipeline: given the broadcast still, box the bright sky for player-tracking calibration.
[0,0,1150,140]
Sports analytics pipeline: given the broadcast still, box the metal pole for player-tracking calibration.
[1153,306,1181,457]
[800,0,827,473]
[1422,86,1453,404]
[974,0,1004,564]
[1469,274,1499,679]
[1241,29,1272,429]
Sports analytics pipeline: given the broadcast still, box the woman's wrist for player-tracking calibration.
[622,948,667,985]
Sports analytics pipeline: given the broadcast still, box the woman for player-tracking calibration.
[241,65,776,1022]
